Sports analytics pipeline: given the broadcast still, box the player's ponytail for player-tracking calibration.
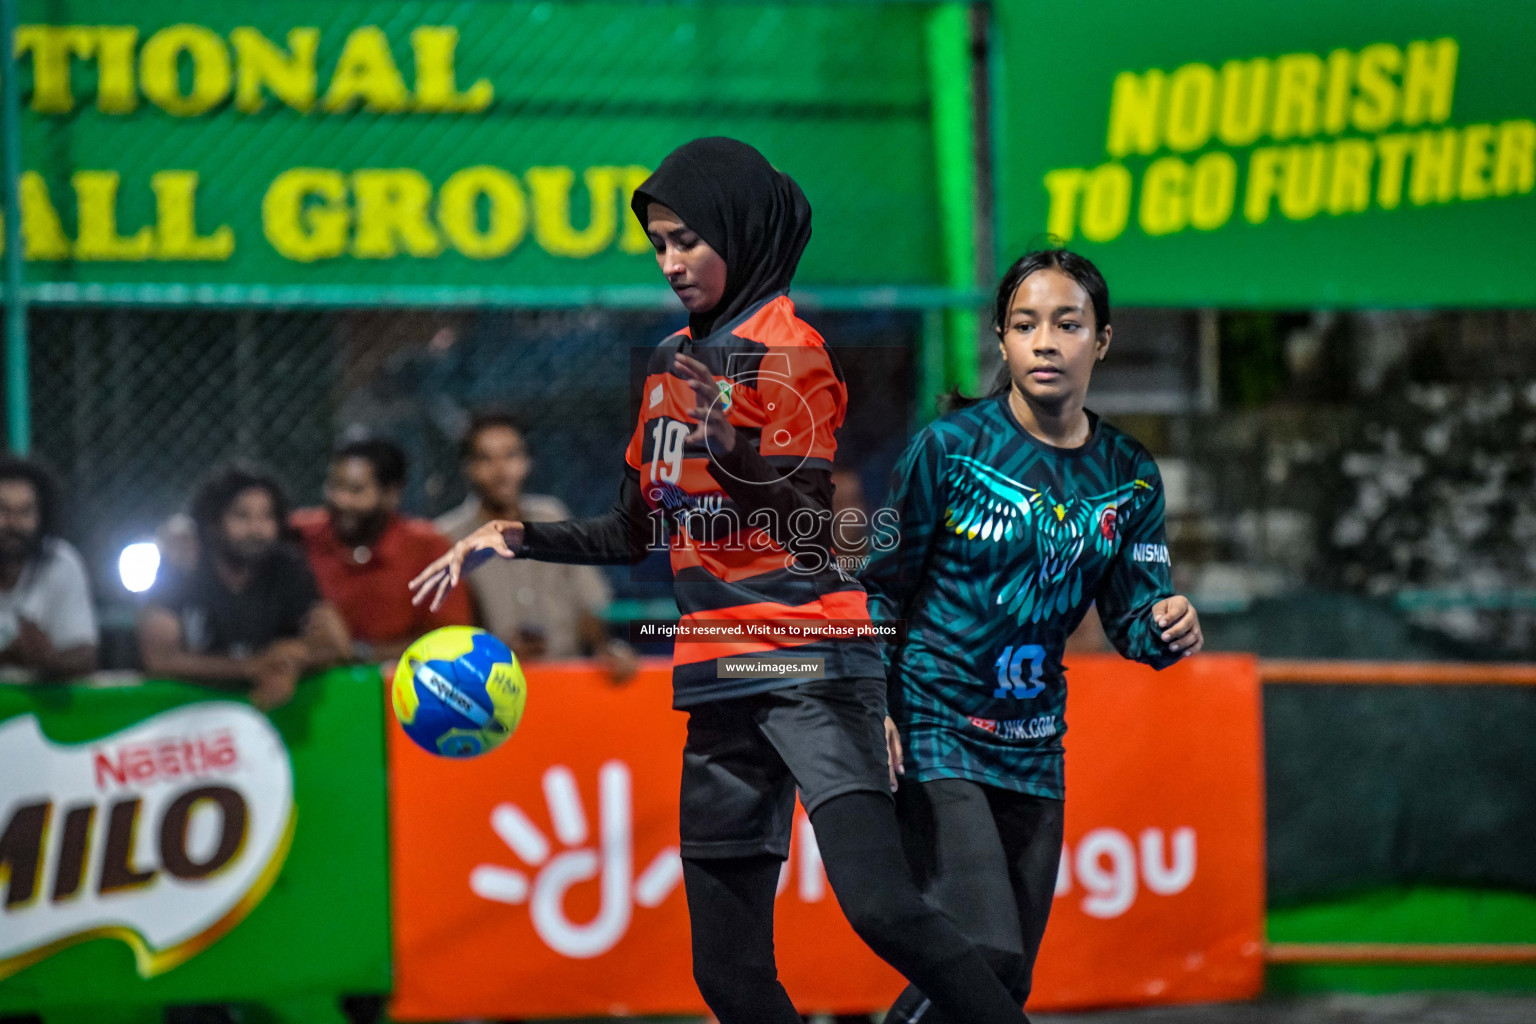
[945,246,1112,413]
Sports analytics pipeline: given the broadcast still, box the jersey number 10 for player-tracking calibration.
[994,644,1046,699]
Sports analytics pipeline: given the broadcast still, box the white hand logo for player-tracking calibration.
[468,760,683,959]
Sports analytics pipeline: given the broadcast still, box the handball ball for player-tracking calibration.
[392,626,527,758]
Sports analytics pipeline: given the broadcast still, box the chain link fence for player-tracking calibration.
[21,303,1536,662]
[21,303,920,662]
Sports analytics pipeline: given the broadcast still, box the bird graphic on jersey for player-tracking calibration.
[943,454,1154,625]
[860,396,1178,799]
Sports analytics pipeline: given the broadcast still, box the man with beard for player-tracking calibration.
[0,457,98,679]
[293,437,470,662]
[140,464,349,710]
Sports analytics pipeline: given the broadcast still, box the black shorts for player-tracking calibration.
[679,676,891,860]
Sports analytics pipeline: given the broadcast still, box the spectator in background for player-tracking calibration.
[293,437,471,662]
[0,456,98,678]
[436,412,636,680]
[140,464,349,710]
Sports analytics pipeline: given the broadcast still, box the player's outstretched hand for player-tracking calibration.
[674,352,737,456]
[884,715,905,791]
[1153,595,1203,657]
[409,520,525,613]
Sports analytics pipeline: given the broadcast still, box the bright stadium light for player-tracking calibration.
[118,542,161,594]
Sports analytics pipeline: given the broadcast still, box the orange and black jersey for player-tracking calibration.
[519,293,883,706]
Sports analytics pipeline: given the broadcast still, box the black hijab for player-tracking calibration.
[631,137,812,339]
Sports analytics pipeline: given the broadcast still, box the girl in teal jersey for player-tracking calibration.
[862,249,1204,1022]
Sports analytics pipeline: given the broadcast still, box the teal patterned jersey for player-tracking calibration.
[860,395,1178,799]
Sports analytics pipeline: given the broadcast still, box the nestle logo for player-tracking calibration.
[93,732,238,791]
[2,705,294,981]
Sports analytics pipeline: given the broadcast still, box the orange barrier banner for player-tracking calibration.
[389,654,1264,1019]
[1033,653,1265,1008]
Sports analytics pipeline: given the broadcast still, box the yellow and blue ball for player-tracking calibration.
[392,626,526,758]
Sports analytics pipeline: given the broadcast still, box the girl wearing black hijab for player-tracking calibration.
[412,138,1031,1024]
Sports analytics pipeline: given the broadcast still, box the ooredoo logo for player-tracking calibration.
[469,761,683,959]
[0,704,295,979]
[469,761,843,960]
[1056,826,1197,919]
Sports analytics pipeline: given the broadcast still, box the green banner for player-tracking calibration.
[1,0,946,303]
[994,0,1536,306]
[0,669,389,1011]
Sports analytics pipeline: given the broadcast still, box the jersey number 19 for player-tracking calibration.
[650,420,687,483]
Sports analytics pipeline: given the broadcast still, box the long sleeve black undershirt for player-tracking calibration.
[518,470,651,566]
[518,439,836,569]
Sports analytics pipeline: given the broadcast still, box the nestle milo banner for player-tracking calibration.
[3,0,943,298]
[0,670,389,1011]
[995,0,1536,306]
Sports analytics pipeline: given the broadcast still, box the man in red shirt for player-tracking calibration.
[293,438,471,661]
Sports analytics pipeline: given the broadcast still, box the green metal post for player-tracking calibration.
[0,0,27,454]
[922,1,979,421]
